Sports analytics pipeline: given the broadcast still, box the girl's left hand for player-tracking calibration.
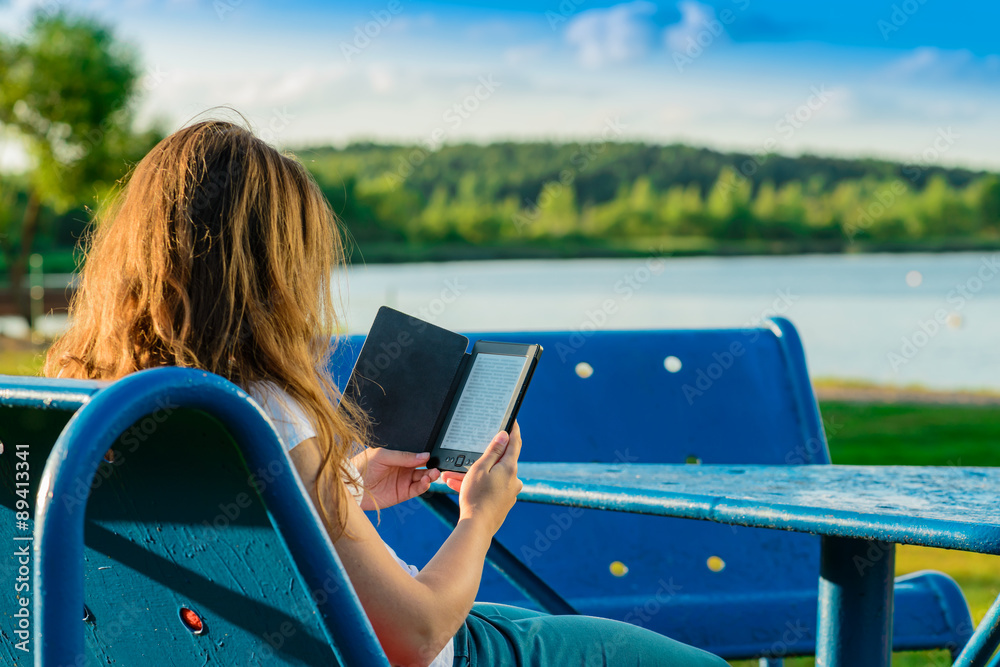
[351,447,441,511]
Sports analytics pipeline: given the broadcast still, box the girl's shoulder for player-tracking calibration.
[246,381,316,452]
[247,380,365,506]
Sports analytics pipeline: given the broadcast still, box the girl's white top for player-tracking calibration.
[248,382,455,667]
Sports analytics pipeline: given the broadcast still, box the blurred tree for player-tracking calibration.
[300,141,996,255]
[0,10,160,323]
[706,167,752,239]
[920,174,976,237]
[970,176,1000,237]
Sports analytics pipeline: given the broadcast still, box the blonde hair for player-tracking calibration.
[44,118,370,535]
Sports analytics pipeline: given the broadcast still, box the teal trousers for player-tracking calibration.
[452,603,729,666]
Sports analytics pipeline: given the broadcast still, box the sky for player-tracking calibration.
[1,0,999,171]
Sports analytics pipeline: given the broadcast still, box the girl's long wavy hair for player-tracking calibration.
[44,119,370,535]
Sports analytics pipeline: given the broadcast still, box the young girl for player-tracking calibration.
[44,120,728,667]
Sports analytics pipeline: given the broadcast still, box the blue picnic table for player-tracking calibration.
[431,462,1000,667]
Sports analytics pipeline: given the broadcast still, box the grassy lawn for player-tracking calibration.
[2,351,997,664]
[0,347,45,375]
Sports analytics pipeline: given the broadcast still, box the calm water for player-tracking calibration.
[338,251,1000,392]
[6,251,996,390]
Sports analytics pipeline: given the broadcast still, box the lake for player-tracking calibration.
[337,251,1000,392]
[6,251,998,391]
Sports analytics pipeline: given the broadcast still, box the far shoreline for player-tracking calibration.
[813,378,1000,406]
[5,237,1000,278]
[344,237,1000,266]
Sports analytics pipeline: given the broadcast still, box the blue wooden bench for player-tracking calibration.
[0,369,389,666]
[329,317,974,663]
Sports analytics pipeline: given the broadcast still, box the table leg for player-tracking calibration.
[815,535,895,667]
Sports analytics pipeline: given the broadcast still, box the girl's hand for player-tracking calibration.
[351,447,441,511]
[450,420,522,536]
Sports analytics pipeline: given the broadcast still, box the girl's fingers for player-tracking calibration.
[410,474,432,496]
[413,468,440,483]
[370,448,431,468]
[476,431,510,472]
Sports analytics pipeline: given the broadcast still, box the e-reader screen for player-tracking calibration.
[438,353,530,453]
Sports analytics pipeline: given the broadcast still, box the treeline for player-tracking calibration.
[5,141,1000,275]
[302,142,1000,253]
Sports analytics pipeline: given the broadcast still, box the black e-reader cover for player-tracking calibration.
[341,306,542,472]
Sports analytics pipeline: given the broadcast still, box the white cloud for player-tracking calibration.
[269,65,349,103]
[882,47,1000,83]
[465,18,522,40]
[503,42,550,66]
[663,1,726,53]
[659,105,695,123]
[565,1,657,68]
[366,64,396,94]
[385,13,435,35]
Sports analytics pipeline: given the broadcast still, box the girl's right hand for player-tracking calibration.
[449,420,523,536]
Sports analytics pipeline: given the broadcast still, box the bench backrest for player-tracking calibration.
[0,369,386,667]
[329,318,829,641]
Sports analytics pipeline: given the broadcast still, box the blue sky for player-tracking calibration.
[1,0,999,170]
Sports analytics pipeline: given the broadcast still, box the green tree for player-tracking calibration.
[706,167,752,239]
[969,176,1000,237]
[919,175,976,237]
[0,10,159,322]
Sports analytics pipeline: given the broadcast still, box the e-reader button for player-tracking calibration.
[445,456,453,462]
[454,455,465,467]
